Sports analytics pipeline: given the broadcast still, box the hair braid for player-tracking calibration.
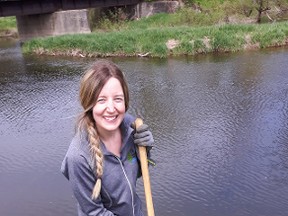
[87,120,104,200]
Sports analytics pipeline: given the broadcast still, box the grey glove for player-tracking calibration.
[133,124,154,148]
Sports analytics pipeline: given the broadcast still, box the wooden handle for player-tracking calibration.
[134,118,155,216]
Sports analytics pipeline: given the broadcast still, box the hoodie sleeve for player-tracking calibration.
[61,149,115,216]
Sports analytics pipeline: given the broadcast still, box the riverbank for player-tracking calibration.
[2,1,288,58]
[0,16,18,38]
[22,20,288,58]
[0,29,18,38]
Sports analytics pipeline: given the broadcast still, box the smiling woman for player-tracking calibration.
[60,59,155,216]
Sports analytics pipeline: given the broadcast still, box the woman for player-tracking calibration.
[61,60,154,216]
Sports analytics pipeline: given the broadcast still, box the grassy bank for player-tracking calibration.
[2,0,288,57]
[22,20,288,58]
[0,17,17,37]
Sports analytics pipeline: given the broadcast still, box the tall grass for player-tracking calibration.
[0,16,16,29]
[22,21,288,58]
[0,16,17,37]
[97,7,227,31]
[21,0,288,57]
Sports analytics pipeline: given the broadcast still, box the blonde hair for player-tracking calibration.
[77,60,129,199]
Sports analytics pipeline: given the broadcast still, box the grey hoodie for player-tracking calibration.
[61,114,143,216]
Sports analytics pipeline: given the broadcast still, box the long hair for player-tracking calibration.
[77,60,129,199]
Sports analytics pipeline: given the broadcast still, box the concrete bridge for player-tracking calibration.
[0,0,141,41]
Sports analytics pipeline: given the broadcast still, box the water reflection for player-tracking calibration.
[0,40,288,216]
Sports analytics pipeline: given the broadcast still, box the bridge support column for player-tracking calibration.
[16,9,91,42]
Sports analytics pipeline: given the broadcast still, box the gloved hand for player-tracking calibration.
[133,124,154,149]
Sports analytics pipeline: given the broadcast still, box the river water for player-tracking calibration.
[0,39,288,216]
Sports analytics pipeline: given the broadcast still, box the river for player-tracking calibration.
[0,39,288,216]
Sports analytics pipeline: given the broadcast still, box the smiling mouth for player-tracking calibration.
[104,116,117,121]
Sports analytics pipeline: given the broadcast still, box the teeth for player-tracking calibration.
[104,116,116,121]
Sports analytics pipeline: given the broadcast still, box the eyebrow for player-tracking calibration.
[115,94,124,97]
[98,94,124,98]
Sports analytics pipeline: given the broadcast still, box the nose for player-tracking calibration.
[106,99,115,112]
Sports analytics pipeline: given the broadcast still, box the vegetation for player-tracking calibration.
[93,0,288,31]
[2,0,288,57]
[0,16,17,37]
[22,21,288,58]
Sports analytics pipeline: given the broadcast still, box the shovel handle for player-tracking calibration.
[134,118,155,216]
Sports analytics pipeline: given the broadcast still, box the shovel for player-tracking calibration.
[134,118,155,216]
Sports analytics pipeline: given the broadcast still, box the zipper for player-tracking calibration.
[115,156,135,216]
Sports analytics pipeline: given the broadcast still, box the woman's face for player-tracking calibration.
[92,77,126,136]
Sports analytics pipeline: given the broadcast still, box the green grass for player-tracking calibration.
[20,0,288,57]
[0,16,16,29]
[96,7,226,31]
[0,16,17,37]
[22,21,288,58]
[252,22,288,48]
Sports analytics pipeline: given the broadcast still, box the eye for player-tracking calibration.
[97,98,105,103]
[115,97,124,102]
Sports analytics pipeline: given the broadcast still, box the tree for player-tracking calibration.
[253,0,271,23]
[239,0,288,23]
